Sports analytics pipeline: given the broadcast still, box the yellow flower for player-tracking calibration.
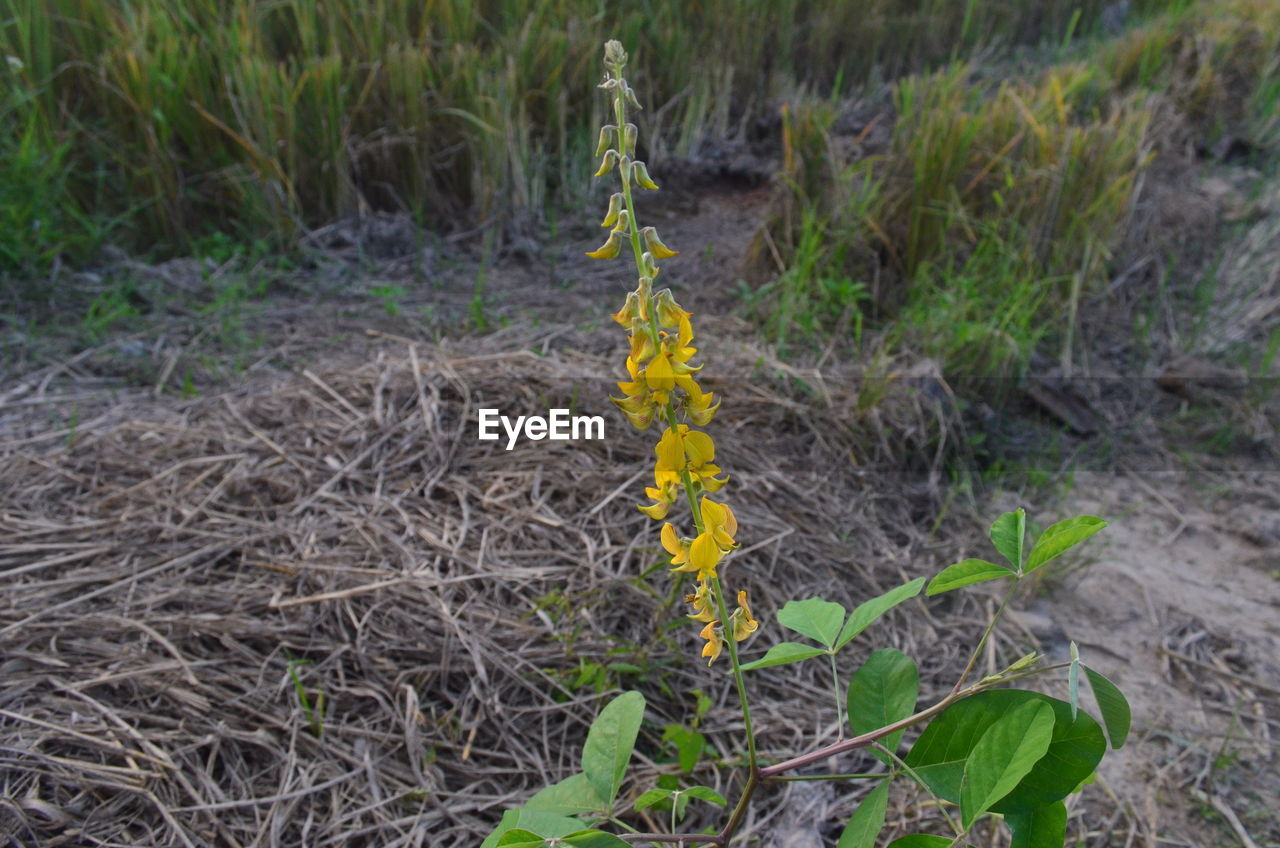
[700,496,738,549]
[640,476,680,520]
[731,590,758,642]
[655,426,728,492]
[661,522,693,567]
[699,619,723,665]
[686,497,737,580]
[685,580,716,622]
[688,530,721,579]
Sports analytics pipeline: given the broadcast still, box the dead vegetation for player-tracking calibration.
[1,328,1003,846]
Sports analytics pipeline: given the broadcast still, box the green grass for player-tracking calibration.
[0,0,1187,275]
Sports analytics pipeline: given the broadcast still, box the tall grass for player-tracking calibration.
[758,0,1280,379]
[1,0,1182,270]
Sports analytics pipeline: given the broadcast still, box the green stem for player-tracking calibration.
[772,771,886,782]
[950,578,1020,696]
[830,652,844,737]
[870,741,962,836]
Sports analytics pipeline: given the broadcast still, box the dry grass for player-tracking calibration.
[0,329,1004,846]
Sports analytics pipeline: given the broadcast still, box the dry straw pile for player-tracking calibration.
[1,331,980,846]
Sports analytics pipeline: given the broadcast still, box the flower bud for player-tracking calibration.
[641,226,678,259]
[653,289,690,326]
[593,149,618,177]
[600,192,623,228]
[604,40,627,70]
[618,155,632,185]
[611,291,642,327]
[585,230,621,259]
[623,82,642,111]
[598,77,619,90]
[632,160,659,190]
[595,124,616,158]
[611,208,630,235]
[622,123,638,156]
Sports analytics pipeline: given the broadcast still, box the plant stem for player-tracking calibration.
[608,60,757,774]
[830,651,844,736]
[950,578,1019,695]
[772,771,886,782]
[870,741,962,836]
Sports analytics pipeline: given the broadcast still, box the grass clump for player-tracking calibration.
[757,0,1280,384]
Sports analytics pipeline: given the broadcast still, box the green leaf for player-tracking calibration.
[835,578,926,648]
[739,641,828,671]
[683,786,727,806]
[847,649,919,763]
[886,837,951,848]
[581,691,645,807]
[1084,665,1131,749]
[990,509,1027,571]
[959,701,1055,827]
[777,597,847,648]
[1006,802,1068,848]
[836,780,889,848]
[905,690,1105,815]
[564,830,632,847]
[925,559,1014,596]
[633,789,673,812]
[526,773,605,817]
[662,724,706,773]
[482,810,585,848]
[496,829,547,848]
[1024,516,1106,573]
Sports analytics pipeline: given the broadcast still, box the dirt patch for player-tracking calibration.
[1003,472,1280,847]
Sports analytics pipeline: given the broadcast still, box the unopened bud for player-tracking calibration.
[604,40,627,70]
[622,123,638,156]
[653,289,690,326]
[641,226,678,259]
[632,160,659,190]
[595,125,616,157]
[623,82,642,111]
[586,230,622,259]
[612,208,630,235]
[593,149,619,177]
[600,192,624,228]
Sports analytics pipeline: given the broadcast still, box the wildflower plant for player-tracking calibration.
[482,41,1131,848]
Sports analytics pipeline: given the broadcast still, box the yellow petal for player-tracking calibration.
[684,430,715,466]
[655,427,684,472]
[699,620,723,665]
[689,531,720,579]
[644,353,676,391]
[660,522,681,555]
[638,501,670,520]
